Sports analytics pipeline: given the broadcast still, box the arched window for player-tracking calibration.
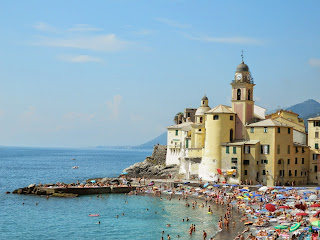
[202,101,205,105]
[237,89,241,100]
[213,115,219,120]
[230,129,233,142]
[200,117,203,123]
[248,89,251,100]
[278,160,282,164]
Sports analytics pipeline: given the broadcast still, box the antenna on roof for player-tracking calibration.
[241,49,244,62]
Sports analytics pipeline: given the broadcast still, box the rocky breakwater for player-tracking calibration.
[123,145,179,178]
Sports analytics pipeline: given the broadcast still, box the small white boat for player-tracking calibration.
[71,158,76,160]
[72,166,79,169]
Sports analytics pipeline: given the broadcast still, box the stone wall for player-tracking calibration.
[146,145,167,165]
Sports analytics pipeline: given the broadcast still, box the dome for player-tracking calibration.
[201,95,208,101]
[236,61,249,72]
[195,106,210,116]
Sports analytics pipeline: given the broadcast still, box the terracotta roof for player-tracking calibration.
[247,119,289,127]
[206,105,235,114]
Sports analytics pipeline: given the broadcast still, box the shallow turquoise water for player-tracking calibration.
[0,147,220,239]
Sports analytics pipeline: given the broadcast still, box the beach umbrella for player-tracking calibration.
[279,206,290,209]
[295,203,307,211]
[265,204,276,212]
[312,220,320,227]
[296,212,308,216]
[213,184,220,187]
[274,225,288,229]
[314,210,320,217]
[309,195,317,201]
[90,180,96,183]
[286,187,293,190]
[244,221,253,225]
[236,196,243,199]
[258,186,268,191]
[203,182,209,188]
[304,227,320,231]
[254,194,262,197]
[121,172,128,175]
[275,186,283,189]
[304,191,314,194]
[277,197,286,200]
[207,186,214,189]
[310,204,320,208]
[231,184,238,187]
[148,182,154,186]
[184,181,190,184]
[225,183,230,186]
[240,189,249,192]
[256,185,262,187]
[316,187,320,190]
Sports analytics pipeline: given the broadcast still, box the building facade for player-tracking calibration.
[166,58,315,186]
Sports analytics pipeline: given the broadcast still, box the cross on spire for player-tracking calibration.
[241,49,244,62]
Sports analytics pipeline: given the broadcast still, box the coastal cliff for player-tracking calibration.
[123,145,179,178]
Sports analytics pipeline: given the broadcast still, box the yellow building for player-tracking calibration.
[308,116,320,184]
[166,58,314,186]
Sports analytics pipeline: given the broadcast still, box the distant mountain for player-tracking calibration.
[135,132,167,149]
[286,99,320,120]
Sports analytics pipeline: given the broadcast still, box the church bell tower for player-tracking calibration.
[231,54,255,140]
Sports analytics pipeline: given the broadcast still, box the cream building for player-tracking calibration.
[166,58,315,186]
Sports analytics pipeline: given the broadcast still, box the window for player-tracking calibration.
[295,147,299,153]
[264,160,268,164]
[261,145,270,154]
[288,128,291,134]
[262,170,266,175]
[316,143,319,149]
[230,129,233,142]
[302,158,304,164]
[248,89,251,101]
[279,170,284,177]
[244,146,251,154]
[199,129,202,132]
[233,147,236,154]
[315,121,320,127]
[257,161,259,165]
[187,112,190,117]
[264,127,268,133]
[243,160,250,165]
[313,154,318,160]
[226,146,230,154]
[230,116,234,120]
[301,171,303,176]
[202,101,205,105]
[237,89,241,100]
[175,130,178,136]
[316,132,319,139]
[250,127,254,133]
[295,158,298,164]
[287,159,290,164]
[315,166,318,173]
[261,160,263,164]
[287,145,290,154]
[244,170,248,175]
[289,170,292,176]
[231,166,237,170]
[295,170,297,176]
[278,160,282,164]
[278,127,281,133]
[302,147,305,153]
[231,158,237,163]
[277,145,280,154]
[213,115,219,120]
[200,117,203,123]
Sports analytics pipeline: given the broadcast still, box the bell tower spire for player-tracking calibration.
[231,57,255,140]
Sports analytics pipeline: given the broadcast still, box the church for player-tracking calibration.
[166,58,319,186]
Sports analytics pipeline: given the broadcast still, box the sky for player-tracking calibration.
[0,1,320,147]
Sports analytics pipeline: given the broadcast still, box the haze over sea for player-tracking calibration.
[0,147,220,239]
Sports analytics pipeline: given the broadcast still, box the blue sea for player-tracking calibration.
[0,147,220,240]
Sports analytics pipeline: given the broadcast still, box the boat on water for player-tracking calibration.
[72,166,79,169]
[71,158,76,160]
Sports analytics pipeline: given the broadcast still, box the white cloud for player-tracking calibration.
[308,58,320,67]
[34,34,128,52]
[155,18,191,29]
[63,112,96,121]
[21,106,38,121]
[33,22,57,32]
[67,24,103,32]
[57,54,103,63]
[188,35,262,45]
[106,95,122,120]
